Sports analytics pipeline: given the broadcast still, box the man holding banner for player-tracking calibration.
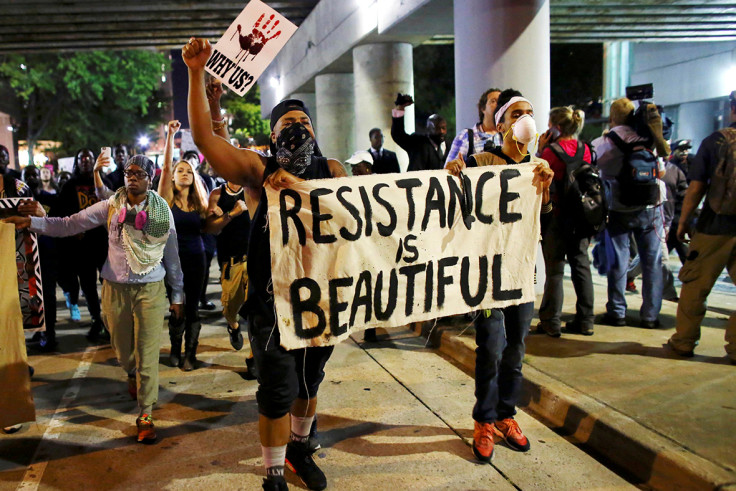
[447,89,553,463]
[184,37,346,491]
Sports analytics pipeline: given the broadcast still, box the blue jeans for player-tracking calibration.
[606,207,664,322]
[473,302,534,423]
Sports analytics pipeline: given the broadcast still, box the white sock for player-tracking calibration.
[262,445,286,478]
[290,414,314,443]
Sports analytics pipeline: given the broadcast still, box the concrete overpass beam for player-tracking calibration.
[353,43,414,172]
[315,73,355,163]
[453,0,551,134]
[603,41,631,114]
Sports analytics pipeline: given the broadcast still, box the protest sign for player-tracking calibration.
[266,164,542,350]
[205,0,298,96]
[0,198,45,333]
[179,128,198,154]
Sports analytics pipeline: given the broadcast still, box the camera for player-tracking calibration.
[394,93,413,106]
[625,83,654,102]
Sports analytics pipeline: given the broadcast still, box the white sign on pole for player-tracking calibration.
[179,129,198,154]
[205,0,298,96]
[266,165,543,350]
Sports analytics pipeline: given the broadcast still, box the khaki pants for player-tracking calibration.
[221,257,248,327]
[669,232,736,360]
[101,280,168,414]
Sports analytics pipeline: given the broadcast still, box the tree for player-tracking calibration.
[0,50,170,161]
[220,83,270,146]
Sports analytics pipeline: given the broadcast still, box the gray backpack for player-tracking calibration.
[707,128,736,215]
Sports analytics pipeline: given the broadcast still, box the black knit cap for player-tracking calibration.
[270,99,312,130]
[125,155,155,178]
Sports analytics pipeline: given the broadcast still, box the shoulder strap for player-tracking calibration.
[548,141,585,168]
[606,130,632,155]
[467,129,475,158]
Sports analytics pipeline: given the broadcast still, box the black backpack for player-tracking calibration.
[548,141,608,237]
[605,131,660,207]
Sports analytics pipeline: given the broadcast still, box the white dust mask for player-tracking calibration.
[511,114,537,144]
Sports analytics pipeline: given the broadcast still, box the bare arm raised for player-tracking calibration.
[158,119,180,205]
[183,38,265,189]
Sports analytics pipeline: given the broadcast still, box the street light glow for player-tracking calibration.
[138,136,150,146]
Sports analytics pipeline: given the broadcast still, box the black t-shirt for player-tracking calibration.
[690,123,736,236]
[243,155,332,322]
[216,184,250,261]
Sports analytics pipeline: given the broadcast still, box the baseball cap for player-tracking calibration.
[345,150,373,165]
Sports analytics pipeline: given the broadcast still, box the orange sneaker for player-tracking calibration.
[493,418,530,452]
[472,421,495,463]
[136,414,156,444]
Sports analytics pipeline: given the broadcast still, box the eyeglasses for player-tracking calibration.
[124,170,149,179]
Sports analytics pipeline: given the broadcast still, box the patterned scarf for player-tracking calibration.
[108,188,170,276]
[275,123,315,176]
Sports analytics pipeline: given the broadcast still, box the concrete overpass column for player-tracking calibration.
[290,92,317,132]
[315,73,354,162]
[453,0,550,134]
[603,41,631,115]
[353,43,414,172]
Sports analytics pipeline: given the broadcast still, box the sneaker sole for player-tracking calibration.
[496,433,530,452]
[284,459,327,491]
[472,443,493,463]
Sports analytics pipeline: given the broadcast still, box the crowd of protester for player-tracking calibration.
[2,36,734,491]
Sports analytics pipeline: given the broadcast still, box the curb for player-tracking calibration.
[408,321,736,491]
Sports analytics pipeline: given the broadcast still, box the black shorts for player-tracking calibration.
[248,314,334,419]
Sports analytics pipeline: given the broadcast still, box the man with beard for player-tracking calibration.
[0,145,29,198]
[183,37,346,491]
[55,148,108,340]
[21,166,59,351]
[6,156,184,443]
[391,95,448,171]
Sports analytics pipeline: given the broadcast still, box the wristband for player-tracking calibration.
[212,118,227,131]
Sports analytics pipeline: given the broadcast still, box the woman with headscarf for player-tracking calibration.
[54,148,108,340]
[158,120,210,371]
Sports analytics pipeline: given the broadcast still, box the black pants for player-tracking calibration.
[57,249,102,320]
[248,314,334,419]
[180,251,206,323]
[539,215,594,328]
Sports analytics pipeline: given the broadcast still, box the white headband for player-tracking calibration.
[494,96,534,127]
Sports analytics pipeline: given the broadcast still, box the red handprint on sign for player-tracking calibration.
[231,13,282,64]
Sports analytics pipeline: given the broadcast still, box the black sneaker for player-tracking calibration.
[640,319,660,329]
[87,319,109,342]
[228,326,244,350]
[200,301,216,311]
[285,441,327,491]
[307,415,321,454]
[262,476,288,491]
[598,313,626,327]
[536,321,561,338]
[565,320,594,336]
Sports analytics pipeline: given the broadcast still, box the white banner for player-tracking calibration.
[267,165,542,350]
[205,0,297,96]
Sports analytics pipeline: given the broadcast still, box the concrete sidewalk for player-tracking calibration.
[0,303,632,490]
[404,269,736,490]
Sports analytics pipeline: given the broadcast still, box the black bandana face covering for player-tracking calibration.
[275,123,314,176]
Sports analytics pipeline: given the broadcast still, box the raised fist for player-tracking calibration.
[182,38,212,71]
[168,120,182,134]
